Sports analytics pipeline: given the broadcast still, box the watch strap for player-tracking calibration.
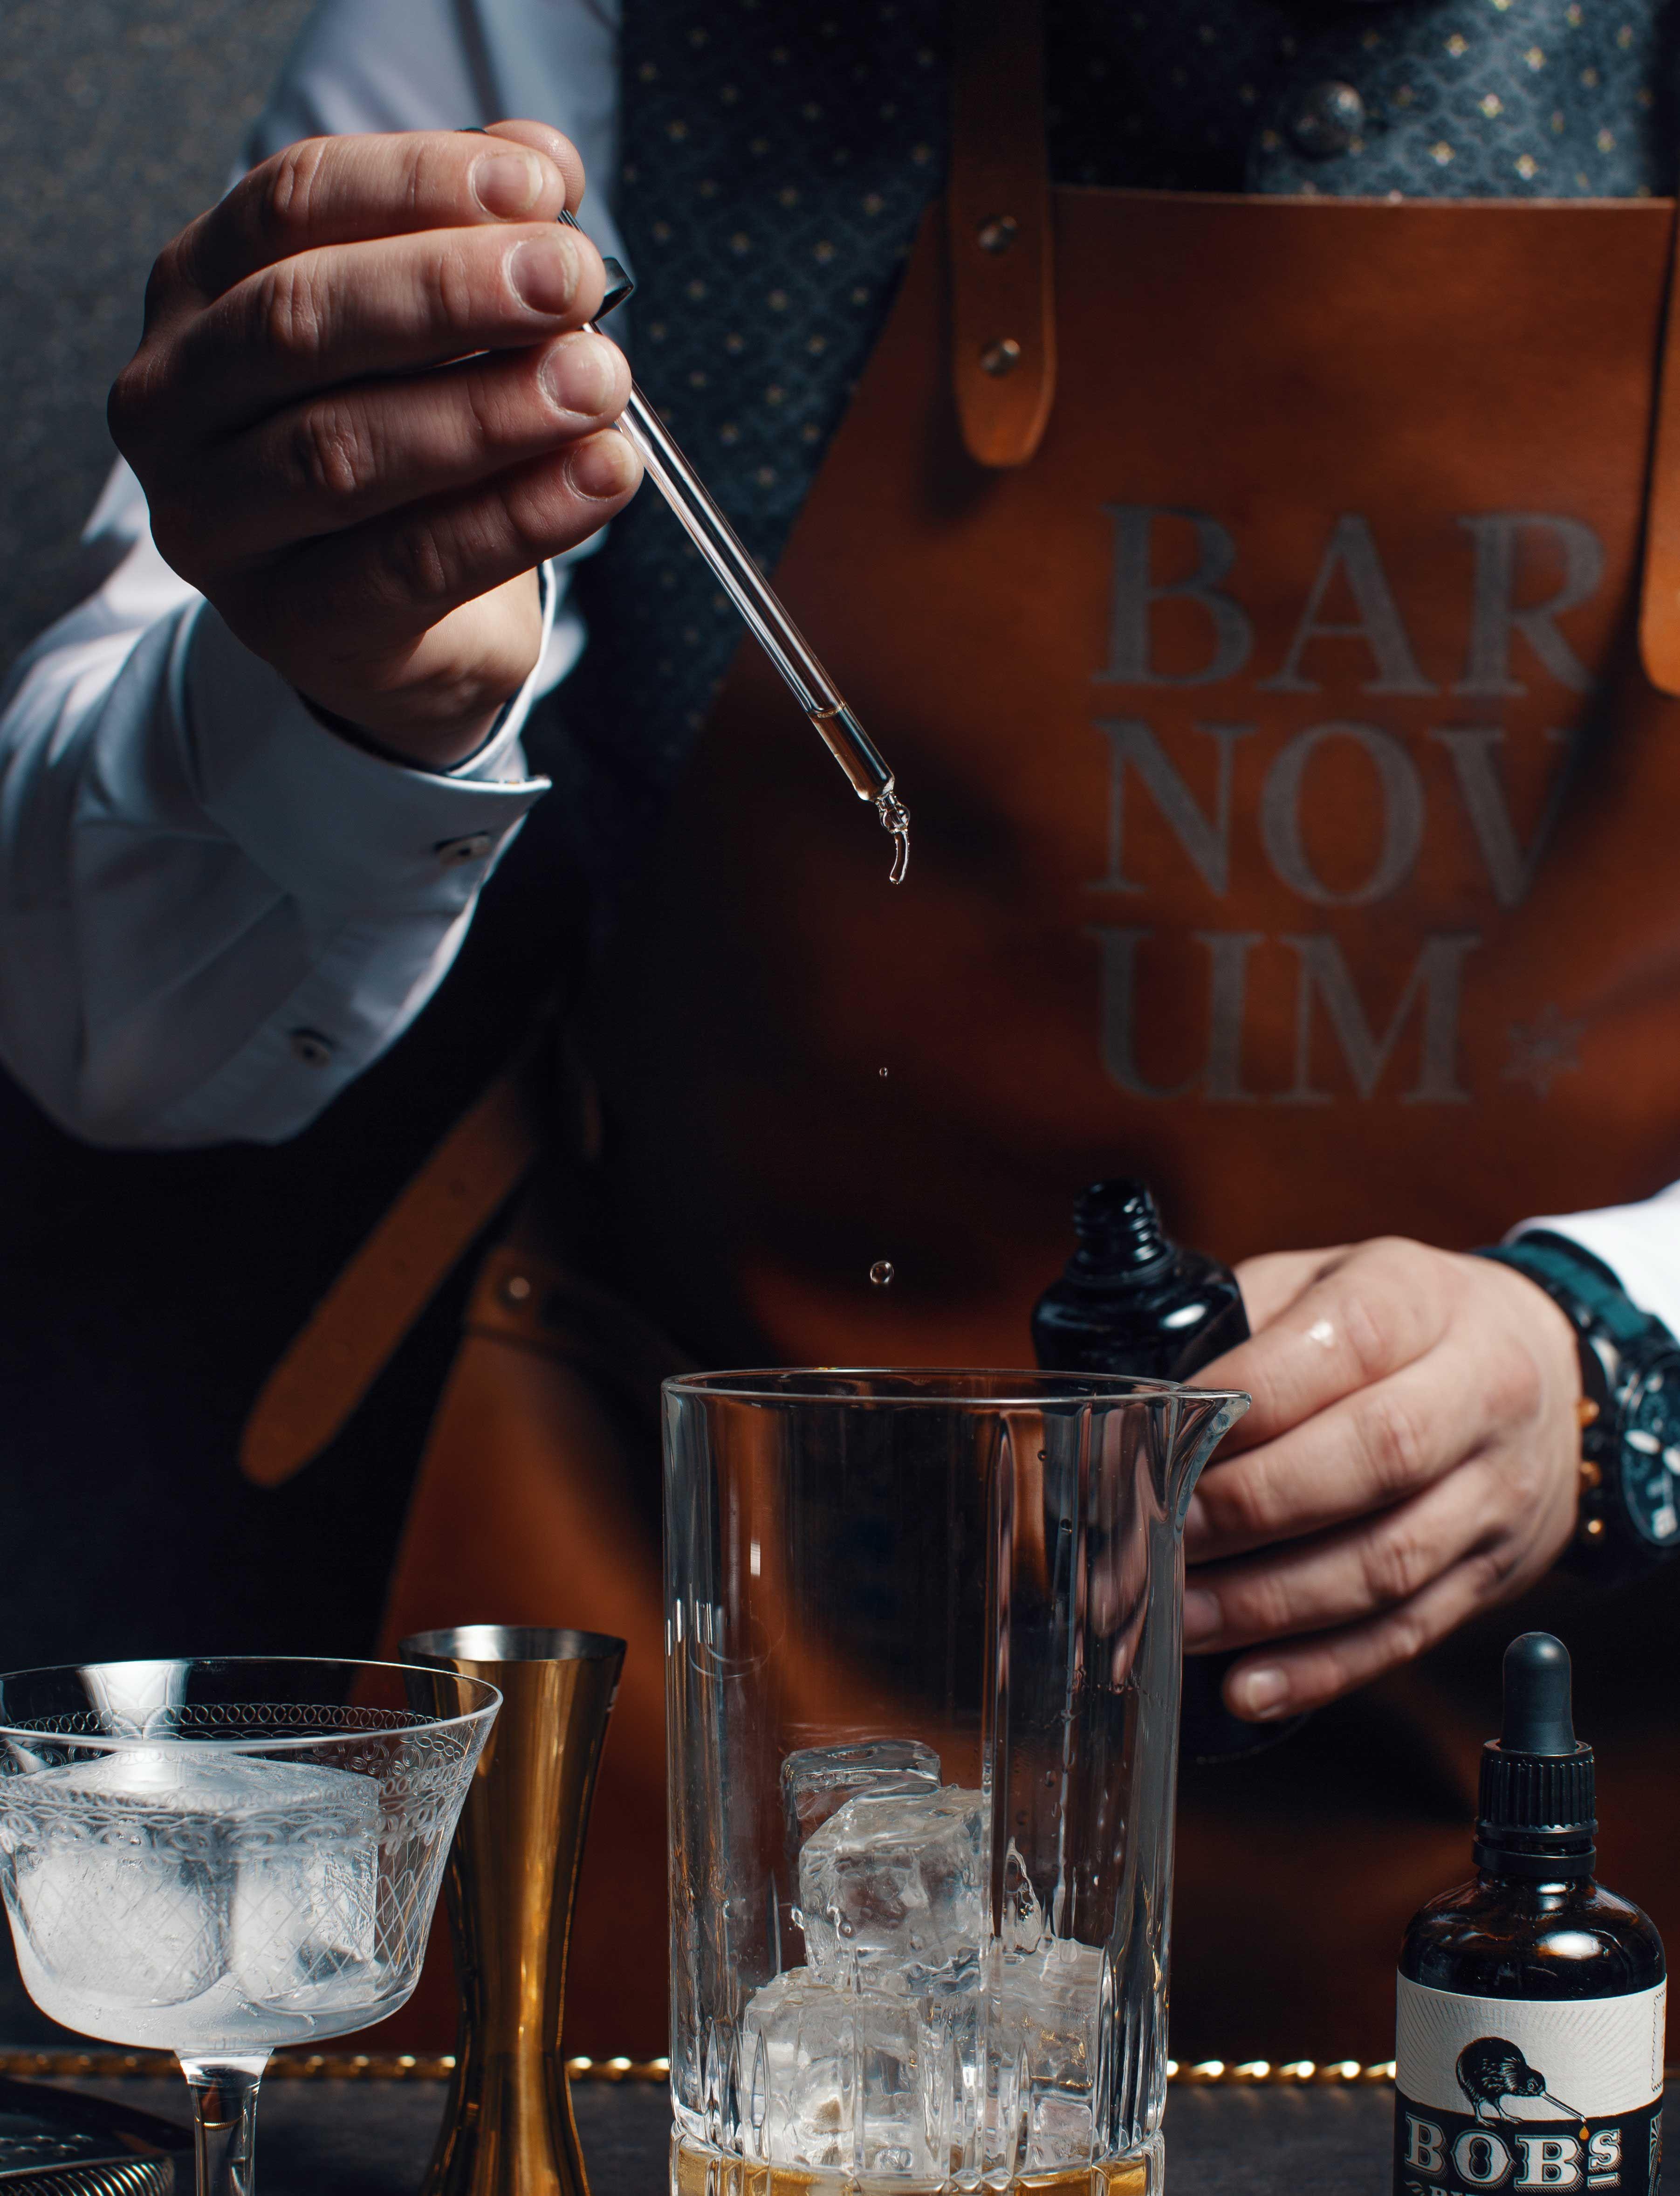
[1479,1231,1656,1353]
[1474,1232,1680,1581]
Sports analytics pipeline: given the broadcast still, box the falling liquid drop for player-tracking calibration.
[869,1260,895,1287]
[878,1067,890,1079]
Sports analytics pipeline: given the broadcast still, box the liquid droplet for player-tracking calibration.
[874,787,911,884]
[878,1066,890,1079]
[869,1260,895,1287]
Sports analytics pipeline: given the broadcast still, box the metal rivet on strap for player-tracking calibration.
[1287,80,1365,160]
[976,214,1018,254]
[980,338,1022,377]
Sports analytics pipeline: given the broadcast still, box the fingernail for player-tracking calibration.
[1182,1588,1221,1645]
[540,332,619,418]
[509,234,578,316]
[1231,1666,1290,1720]
[473,150,543,217]
[567,429,639,500]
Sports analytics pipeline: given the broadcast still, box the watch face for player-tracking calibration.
[1618,1352,1680,1547]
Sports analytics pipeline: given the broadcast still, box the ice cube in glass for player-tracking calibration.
[797,1784,983,1980]
[225,1762,380,2013]
[1000,1938,1104,2169]
[780,1739,941,1849]
[739,1966,930,2175]
[1,1751,226,2011]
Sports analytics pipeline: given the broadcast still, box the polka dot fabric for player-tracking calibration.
[555,0,943,914]
[1045,0,1666,199]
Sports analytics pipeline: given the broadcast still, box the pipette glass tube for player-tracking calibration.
[561,211,910,881]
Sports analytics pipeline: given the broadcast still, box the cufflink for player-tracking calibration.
[289,1029,336,1070]
[435,833,495,867]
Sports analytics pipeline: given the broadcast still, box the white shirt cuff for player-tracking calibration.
[1512,1184,1680,1340]
[181,603,549,916]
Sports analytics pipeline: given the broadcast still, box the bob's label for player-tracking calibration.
[1394,1975,1665,2194]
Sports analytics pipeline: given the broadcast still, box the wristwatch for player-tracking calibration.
[1477,1232,1680,1583]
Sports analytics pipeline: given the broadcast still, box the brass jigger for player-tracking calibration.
[403,1625,626,2196]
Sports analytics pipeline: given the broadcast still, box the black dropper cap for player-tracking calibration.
[1070,1180,1172,1276]
[1473,1633,1596,1880]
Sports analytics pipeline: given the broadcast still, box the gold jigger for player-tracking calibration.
[403,1625,626,2196]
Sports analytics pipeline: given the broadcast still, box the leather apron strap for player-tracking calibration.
[239,1067,541,1487]
[946,0,1056,467]
[1639,203,1680,694]
[465,1230,690,1424]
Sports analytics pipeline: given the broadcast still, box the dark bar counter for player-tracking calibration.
[17,2051,1461,2193]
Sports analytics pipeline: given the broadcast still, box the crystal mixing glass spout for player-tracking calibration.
[1168,1387,1250,1529]
[560,209,911,883]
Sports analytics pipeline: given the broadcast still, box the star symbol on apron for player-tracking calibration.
[1502,1004,1587,1098]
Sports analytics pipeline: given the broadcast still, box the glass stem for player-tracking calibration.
[179,2054,268,2196]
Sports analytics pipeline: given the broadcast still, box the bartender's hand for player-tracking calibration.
[109,121,639,768]
[1185,1239,1582,1721]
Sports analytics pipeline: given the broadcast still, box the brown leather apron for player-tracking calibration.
[575,3,1680,2058]
[246,0,1680,2061]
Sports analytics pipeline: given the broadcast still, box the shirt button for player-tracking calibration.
[1288,81,1365,158]
[289,1028,336,1070]
[435,832,495,867]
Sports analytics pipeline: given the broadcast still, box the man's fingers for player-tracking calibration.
[1194,1236,1453,1456]
[175,330,630,562]
[1210,1549,1526,1722]
[1227,1248,1343,1335]
[163,128,576,308]
[1185,1323,1543,1563]
[266,430,641,668]
[1185,1456,1509,1655]
[479,118,590,203]
[135,220,607,447]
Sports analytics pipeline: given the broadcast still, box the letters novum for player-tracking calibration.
[1088,507,1596,1106]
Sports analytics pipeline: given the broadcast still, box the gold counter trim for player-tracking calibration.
[5,2050,1668,2087]
[0,2051,1394,2086]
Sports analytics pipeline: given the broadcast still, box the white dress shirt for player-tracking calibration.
[0,0,1675,1335]
[0,0,622,1148]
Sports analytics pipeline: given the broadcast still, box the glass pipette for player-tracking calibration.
[564,209,911,882]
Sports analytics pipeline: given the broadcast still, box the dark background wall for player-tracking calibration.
[0,0,312,2037]
[0,0,315,677]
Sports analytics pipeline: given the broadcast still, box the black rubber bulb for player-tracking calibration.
[1501,1631,1577,1755]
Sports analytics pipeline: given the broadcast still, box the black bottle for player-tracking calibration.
[1395,1634,1665,2196]
[1030,1179,1283,1763]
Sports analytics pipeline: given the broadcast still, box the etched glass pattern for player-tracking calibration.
[0,1658,496,2196]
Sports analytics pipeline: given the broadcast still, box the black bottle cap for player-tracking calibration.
[1473,1633,1596,1881]
[1072,1180,1173,1275]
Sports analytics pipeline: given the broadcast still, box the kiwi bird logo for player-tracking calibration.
[1456,2038,1588,2135]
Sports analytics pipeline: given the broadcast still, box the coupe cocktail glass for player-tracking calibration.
[665,1370,1248,2196]
[0,1656,498,2196]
